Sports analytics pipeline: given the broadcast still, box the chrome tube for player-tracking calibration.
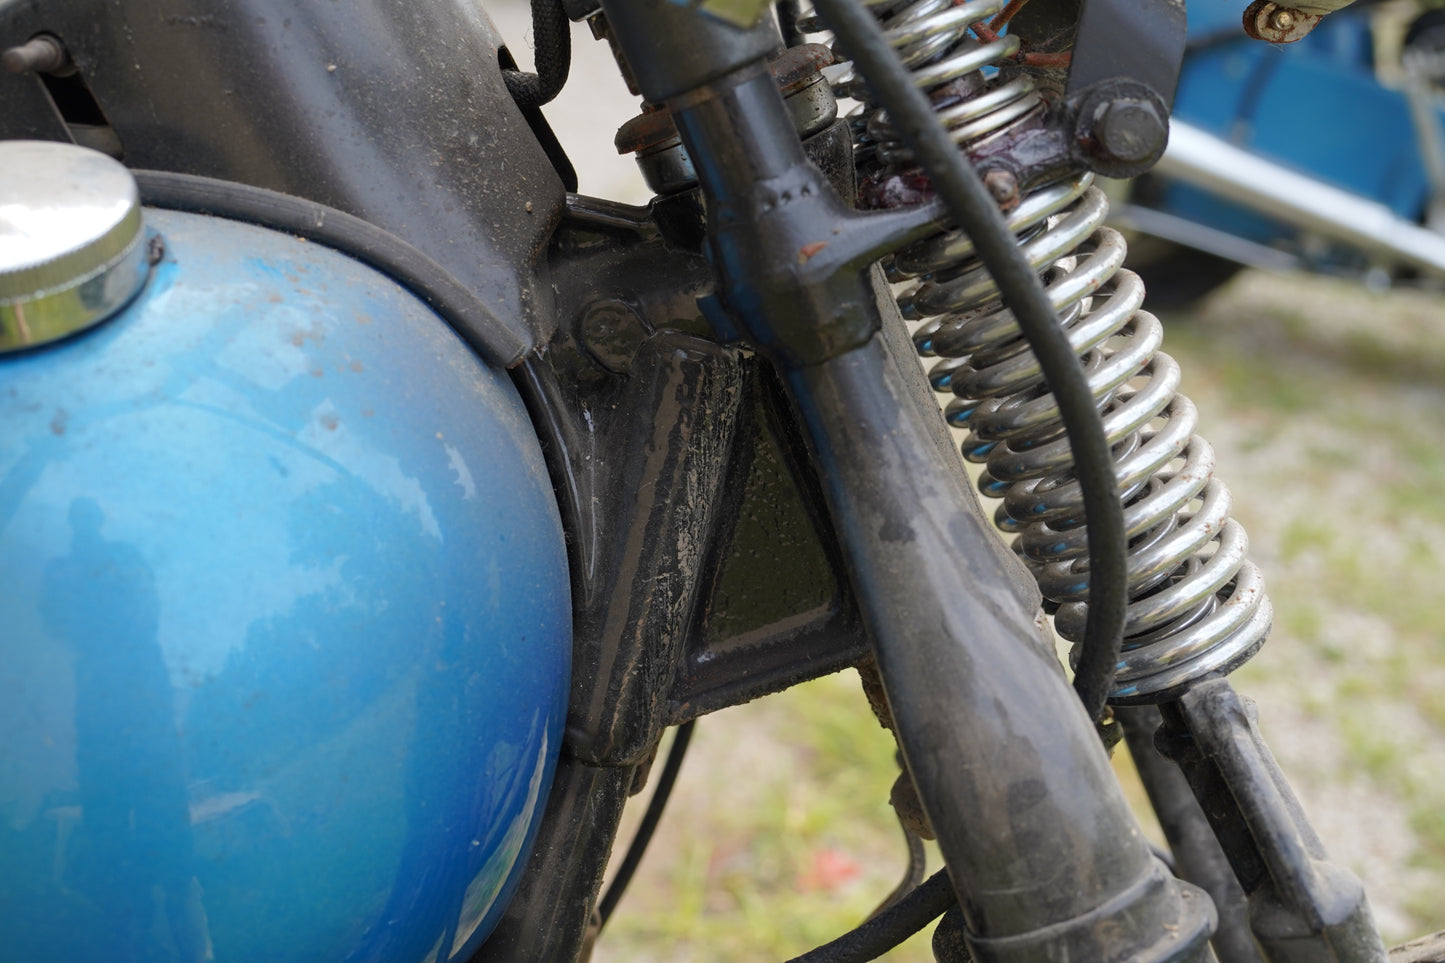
[1156,121,1445,276]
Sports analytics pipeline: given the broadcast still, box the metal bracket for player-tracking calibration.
[1062,0,1186,178]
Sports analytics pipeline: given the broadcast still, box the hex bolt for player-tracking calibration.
[1242,0,1320,43]
[983,169,1019,207]
[1094,99,1167,165]
[1,34,69,75]
[579,300,649,374]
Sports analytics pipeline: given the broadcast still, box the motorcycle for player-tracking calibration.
[0,0,1440,961]
[1119,0,1445,303]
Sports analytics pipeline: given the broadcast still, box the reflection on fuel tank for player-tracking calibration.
[42,498,213,963]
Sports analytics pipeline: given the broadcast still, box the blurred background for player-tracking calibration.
[486,3,1445,957]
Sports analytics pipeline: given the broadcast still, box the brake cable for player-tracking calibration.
[595,720,697,929]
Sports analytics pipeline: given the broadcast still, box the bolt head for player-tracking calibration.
[1095,99,1167,165]
[579,301,648,374]
[1270,8,1295,29]
[983,169,1019,206]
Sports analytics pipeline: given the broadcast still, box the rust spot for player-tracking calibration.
[615,103,679,155]
[1020,50,1072,67]
[1242,0,1320,43]
[320,412,339,431]
[798,241,828,263]
[311,368,324,378]
[769,43,835,95]
[349,360,364,373]
[290,322,325,347]
[361,408,374,418]
[267,292,284,304]
[858,166,936,210]
[50,410,67,435]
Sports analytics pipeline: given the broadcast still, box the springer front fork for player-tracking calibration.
[591,0,1387,959]
[813,0,1268,705]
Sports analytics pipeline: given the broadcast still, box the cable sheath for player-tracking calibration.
[785,869,955,963]
[596,721,697,927]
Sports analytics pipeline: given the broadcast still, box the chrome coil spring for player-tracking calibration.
[803,0,1043,165]
[816,1,1275,702]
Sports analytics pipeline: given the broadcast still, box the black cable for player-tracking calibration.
[131,170,513,366]
[785,869,956,963]
[813,0,1129,722]
[596,720,696,928]
[778,0,806,48]
[865,824,926,922]
[503,0,572,109]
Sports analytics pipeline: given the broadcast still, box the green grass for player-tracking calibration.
[596,672,942,962]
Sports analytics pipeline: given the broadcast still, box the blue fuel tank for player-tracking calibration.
[0,161,571,962]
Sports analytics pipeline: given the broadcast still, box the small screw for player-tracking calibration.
[2,34,69,75]
[146,234,166,266]
[1269,7,1296,30]
[1094,99,1167,164]
[579,301,648,374]
[984,169,1019,207]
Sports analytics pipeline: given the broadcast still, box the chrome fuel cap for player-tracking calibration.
[0,140,150,352]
